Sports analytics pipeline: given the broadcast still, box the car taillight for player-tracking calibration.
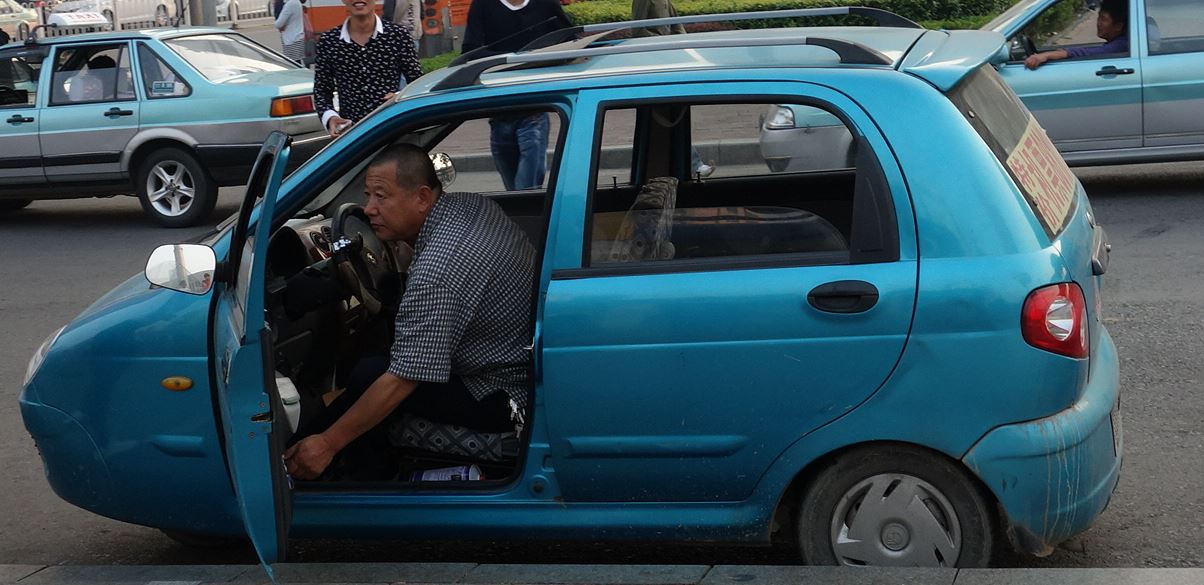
[271,95,315,117]
[1022,283,1088,358]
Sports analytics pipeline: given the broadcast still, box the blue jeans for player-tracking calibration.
[489,113,549,191]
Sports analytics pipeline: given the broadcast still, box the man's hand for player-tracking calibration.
[1024,52,1046,69]
[382,92,396,103]
[327,115,351,137]
[283,434,338,480]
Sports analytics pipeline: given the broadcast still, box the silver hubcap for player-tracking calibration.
[829,474,961,567]
[146,160,195,218]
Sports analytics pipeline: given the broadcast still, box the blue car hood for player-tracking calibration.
[78,272,157,321]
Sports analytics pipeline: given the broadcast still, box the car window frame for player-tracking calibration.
[47,41,135,107]
[573,93,898,277]
[273,95,573,240]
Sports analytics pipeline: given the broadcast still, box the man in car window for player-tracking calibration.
[314,0,422,137]
[68,55,116,102]
[283,144,536,480]
[1025,0,1128,69]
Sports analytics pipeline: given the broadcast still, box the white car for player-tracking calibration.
[52,0,176,28]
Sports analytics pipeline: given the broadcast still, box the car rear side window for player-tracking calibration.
[49,43,135,106]
[585,100,897,271]
[1145,0,1204,55]
[137,43,191,99]
[950,65,1077,239]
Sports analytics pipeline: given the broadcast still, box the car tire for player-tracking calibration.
[102,9,115,29]
[797,444,996,568]
[160,529,247,550]
[18,21,30,39]
[0,198,32,213]
[155,4,169,25]
[136,147,217,228]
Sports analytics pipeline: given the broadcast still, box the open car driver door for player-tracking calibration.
[211,131,293,570]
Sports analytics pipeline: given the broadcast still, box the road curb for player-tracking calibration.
[7,564,1204,585]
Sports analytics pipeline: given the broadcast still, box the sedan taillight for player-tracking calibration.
[1022,283,1088,358]
[270,95,315,117]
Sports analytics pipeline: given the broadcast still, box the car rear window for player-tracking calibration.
[949,65,1077,239]
[165,34,295,82]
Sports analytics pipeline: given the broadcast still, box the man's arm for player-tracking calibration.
[399,28,423,83]
[283,372,417,480]
[312,36,347,133]
[273,0,294,31]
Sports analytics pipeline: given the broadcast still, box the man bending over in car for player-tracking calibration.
[283,144,536,480]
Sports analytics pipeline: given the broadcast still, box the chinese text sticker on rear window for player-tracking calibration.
[151,81,176,95]
[1006,115,1076,236]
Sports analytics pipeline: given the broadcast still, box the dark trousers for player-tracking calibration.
[295,357,513,479]
[338,356,514,432]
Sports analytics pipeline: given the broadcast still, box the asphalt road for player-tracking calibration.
[1,161,1203,567]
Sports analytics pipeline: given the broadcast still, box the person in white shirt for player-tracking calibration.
[274,0,306,62]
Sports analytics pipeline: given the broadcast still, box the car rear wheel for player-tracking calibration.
[155,4,169,25]
[798,444,996,567]
[137,147,217,228]
[18,22,30,39]
[0,198,32,213]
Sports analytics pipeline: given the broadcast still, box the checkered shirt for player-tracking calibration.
[388,192,536,405]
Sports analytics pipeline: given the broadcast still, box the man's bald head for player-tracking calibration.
[367,144,443,195]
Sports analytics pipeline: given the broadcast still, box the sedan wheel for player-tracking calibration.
[18,22,30,39]
[155,4,169,25]
[137,147,217,228]
[798,445,996,567]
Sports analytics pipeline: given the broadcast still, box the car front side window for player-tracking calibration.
[1013,0,1129,61]
[0,50,41,108]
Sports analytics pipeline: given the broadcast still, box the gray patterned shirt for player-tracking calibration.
[387,192,536,404]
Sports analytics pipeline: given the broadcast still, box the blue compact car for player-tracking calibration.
[985,0,1204,166]
[20,7,1121,568]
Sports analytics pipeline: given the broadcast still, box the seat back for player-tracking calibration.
[592,176,678,264]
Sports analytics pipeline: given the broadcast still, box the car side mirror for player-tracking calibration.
[145,244,218,295]
[430,152,456,190]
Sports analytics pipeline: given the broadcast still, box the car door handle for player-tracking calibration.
[104,107,134,118]
[807,280,879,314]
[1096,66,1135,76]
[6,114,34,124]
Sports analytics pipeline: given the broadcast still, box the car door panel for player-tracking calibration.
[211,132,292,567]
[0,47,45,184]
[40,42,140,181]
[999,59,1143,152]
[1141,0,1204,148]
[540,84,918,504]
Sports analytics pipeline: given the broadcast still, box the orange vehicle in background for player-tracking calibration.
[299,0,469,63]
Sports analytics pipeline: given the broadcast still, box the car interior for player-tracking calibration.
[259,99,891,490]
[49,43,136,104]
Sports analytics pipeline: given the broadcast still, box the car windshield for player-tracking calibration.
[165,34,295,82]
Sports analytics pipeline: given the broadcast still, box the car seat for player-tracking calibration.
[591,176,679,264]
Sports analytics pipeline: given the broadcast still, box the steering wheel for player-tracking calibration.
[1021,34,1038,58]
[330,203,399,318]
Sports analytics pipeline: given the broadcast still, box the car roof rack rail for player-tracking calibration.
[431,34,893,92]
[523,6,921,52]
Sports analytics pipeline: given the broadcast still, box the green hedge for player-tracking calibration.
[564,0,1013,27]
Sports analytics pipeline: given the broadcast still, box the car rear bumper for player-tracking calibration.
[962,327,1122,556]
[197,130,330,186]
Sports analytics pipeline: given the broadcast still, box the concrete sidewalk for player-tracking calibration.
[4,564,1203,585]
